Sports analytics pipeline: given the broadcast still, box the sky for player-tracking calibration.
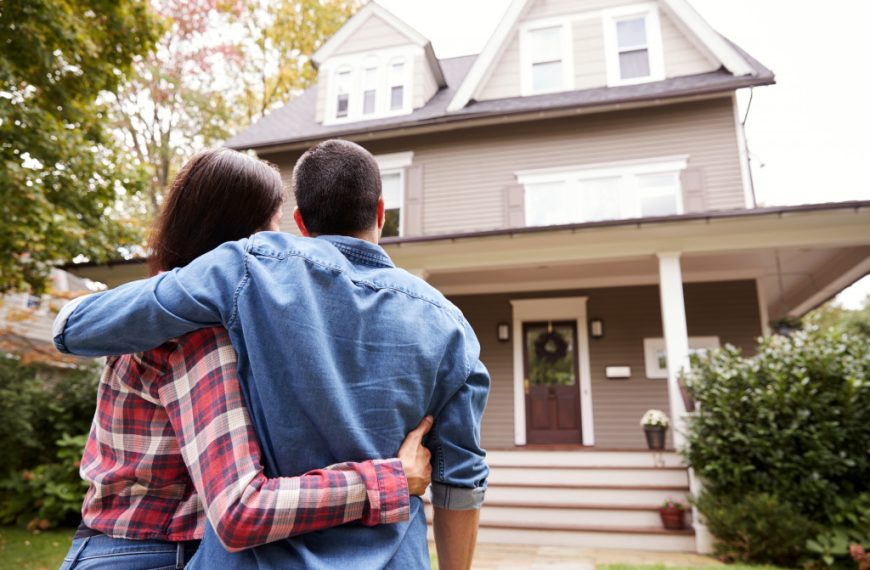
[376,0,870,308]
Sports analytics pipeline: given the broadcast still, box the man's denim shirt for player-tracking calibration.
[54,233,490,569]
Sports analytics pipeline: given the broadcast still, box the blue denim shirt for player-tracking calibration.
[54,233,489,569]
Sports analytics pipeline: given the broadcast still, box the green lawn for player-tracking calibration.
[0,526,74,570]
[598,564,783,570]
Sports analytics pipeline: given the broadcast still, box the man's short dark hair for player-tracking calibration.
[292,139,381,236]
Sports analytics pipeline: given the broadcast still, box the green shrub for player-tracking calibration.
[684,327,870,567]
[0,358,99,527]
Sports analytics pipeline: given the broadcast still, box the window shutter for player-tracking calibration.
[404,165,424,236]
[680,168,706,213]
[504,184,525,227]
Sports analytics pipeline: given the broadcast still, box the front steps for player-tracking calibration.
[426,449,696,552]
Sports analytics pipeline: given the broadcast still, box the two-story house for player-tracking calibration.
[68,0,870,553]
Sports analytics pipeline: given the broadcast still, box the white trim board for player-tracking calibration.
[509,297,595,447]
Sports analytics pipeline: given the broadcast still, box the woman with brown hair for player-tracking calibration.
[60,148,432,569]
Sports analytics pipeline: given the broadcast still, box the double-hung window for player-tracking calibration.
[335,69,351,118]
[389,60,405,111]
[381,170,403,237]
[524,25,570,94]
[519,157,687,227]
[362,62,378,115]
[603,6,664,85]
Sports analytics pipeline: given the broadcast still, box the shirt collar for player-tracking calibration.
[316,235,395,269]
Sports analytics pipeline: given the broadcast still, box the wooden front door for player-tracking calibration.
[523,321,582,444]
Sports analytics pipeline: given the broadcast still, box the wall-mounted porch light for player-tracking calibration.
[589,318,604,339]
[497,322,511,342]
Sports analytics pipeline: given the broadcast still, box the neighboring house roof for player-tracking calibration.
[226,51,772,152]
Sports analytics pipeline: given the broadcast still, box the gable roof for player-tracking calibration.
[312,1,445,87]
[225,51,772,152]
[446,0,759,112]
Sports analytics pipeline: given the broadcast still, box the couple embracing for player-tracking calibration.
[54,140,490,569]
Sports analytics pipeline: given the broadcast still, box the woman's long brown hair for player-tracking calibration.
[148,148,285,275]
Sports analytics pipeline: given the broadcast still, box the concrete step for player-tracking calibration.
[490,466,689,487]
[473,523,696,552]
[484,483,690,507]
[425,502,665,527]
[486,450,685,469]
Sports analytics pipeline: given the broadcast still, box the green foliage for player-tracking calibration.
[0,0,159,293]
[807,296,870,338]
[0,358,99,527]
[805,494,870,570]
[684,328,870,567]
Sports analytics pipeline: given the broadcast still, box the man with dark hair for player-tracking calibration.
[54,138,490,569]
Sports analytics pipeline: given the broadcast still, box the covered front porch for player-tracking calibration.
[385,202,870,451]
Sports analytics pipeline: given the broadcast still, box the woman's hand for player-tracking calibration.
[397,416,434,496]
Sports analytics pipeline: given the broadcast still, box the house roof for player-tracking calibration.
[226,51,773,152]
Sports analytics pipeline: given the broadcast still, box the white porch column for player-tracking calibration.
[657,251,713,554]
[656,252,690,447]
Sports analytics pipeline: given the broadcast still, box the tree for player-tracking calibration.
[0,0,159,293]
[111,0,360,216]
[806,294,870,337]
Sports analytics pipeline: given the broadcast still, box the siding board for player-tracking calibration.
[332,15,410,55]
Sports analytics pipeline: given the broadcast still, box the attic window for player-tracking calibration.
[525,25,568,93]
[363,64,378,115]
[326,48,414,123]
[603,5,665,86]
[616,17,650,80]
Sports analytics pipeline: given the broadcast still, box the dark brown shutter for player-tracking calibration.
[404,165,424,237]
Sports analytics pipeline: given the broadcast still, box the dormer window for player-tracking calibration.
[520,22,573,95]
[603,5,664,86]
[389,60,405,110]
[325,47,415,124]
[335,69,351,118]
[363,62,378,115]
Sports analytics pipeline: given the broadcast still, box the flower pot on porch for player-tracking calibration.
[644,426,666,450]
[659,506,686,530]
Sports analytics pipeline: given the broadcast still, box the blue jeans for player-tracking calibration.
[59,535,199,569]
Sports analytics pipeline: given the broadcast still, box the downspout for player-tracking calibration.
[741,88,758,207]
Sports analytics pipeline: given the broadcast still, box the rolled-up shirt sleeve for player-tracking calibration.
[428,325,490,510]
[53,240,248,357]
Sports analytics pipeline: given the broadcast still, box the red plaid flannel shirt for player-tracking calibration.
[79,327,409,551]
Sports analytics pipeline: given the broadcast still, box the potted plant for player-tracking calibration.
[640,409,670,450]
[659,498,687,530]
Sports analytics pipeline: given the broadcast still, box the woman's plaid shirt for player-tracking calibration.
[78,327,409,551]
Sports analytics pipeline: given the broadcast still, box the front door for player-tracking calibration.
[523,321,582,444]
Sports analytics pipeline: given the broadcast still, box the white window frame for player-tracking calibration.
[374,152,413,237]
[519,18,574,96]
[516,156,688,226]
[324,46,416,125]
[602,3,665,86]
[644,336,720,379]
[361,56,380,116]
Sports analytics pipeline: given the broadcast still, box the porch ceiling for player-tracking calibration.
[385,205,870,318]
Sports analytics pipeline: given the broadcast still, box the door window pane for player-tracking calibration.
[525,323,577,386]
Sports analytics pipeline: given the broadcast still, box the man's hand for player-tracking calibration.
[397,416,434,496]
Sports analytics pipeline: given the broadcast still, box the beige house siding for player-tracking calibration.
[332,14,410,56]
[477,0,717,101]
[315,75,328,123]
[414,53,440,110]
[660,10,717,77]
[450,279,761,449]
[268,97,745,236]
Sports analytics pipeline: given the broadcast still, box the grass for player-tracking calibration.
[598,564,783,570]
[0,526,74,570]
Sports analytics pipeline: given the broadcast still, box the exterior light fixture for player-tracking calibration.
[497,322,510,342]
[589,318,604,339]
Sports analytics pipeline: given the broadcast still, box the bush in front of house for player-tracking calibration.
[684,327,870,569]
[0,357,99,528]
